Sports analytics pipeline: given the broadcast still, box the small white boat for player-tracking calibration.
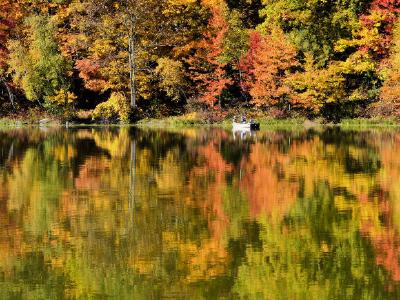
[233,122,252,130]
[232,119,260,131]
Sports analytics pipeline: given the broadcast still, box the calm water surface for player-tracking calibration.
[1,127,400,299]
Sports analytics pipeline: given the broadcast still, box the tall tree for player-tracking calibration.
[286,54,347,115]
[188,5,232,107]
[259,0,368,66]
[0,0,20,108]
[377,19,400,116]
[243,29,298,109]
[220,10,249,102]
[8,14,71,104]
[72,0,206,111]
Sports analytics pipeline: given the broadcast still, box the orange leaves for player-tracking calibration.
[188,6,232,107]
[239,30,298,108]
[75,59,107,92]
[239,141,299,219]
[359,0,400,58]
[248,30,297,108]
[0,0,18,72]
[189,6,300,111]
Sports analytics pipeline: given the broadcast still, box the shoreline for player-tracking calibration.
[1,115,399,130]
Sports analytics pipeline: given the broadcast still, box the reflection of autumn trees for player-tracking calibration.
[364,133,400,284]
[2,128,400,297]
[0,128,239,297]
[239,140,299,220]
[230,130,400,298]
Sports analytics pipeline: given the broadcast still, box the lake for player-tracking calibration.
[0,126,400,299]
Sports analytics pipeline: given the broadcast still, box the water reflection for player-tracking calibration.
[0,127,400,298]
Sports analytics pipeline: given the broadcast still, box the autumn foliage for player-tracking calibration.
[240,30,298,108]
[359,0,400,58]
[75,59,107,92]
[0,0,18,73]
[189,6,232,108]
[376,19,400,116]
[1,0,400,120]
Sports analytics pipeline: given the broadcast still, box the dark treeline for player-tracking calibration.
[1,0,400,122]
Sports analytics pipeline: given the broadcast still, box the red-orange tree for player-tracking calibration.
[188,6,232,108]
[238,30,261,97]
[359,0,400,59]
[0,0,21,73]
[240,30,298,109]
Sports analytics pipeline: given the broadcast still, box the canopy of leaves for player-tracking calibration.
[8,14,70,102]
[0,0,400,119]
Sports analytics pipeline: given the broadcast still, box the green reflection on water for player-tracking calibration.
[0,127,400,299]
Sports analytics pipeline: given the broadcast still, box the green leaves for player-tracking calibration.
[1,0,400,119]
[8,14,71,103]
[259,0,364,66]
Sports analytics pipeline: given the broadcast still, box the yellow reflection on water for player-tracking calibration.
[0,127,399,298]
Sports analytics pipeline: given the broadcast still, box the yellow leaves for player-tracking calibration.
[287,55,346,112]
[201,0,226,9]
[321,241,330,253]
[335,26,380,53]
[181,112,198,121]
[47,89,77,105]
[130,258,157,275]
[331,8,359,30]
[93,92,131,123]
[156,152,184,192]
[136,72,153,100]
[155,57,185,101]
[338,52,376,74]
[92,39,116,60]
[334,193,383,238]
[367,9,387,28]
[294,9,313,23]
[8,15,72,102]
[93,128,130,157]
[164,0,197,14]
[334,195,352,212]
[348,89,367,102]
[168,0,197,5]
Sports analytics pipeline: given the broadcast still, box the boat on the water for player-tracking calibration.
[232,117,260,131]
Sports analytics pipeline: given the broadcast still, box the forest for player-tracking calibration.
[1,0,400,123]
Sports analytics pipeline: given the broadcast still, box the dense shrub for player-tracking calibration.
[92,92,130,123]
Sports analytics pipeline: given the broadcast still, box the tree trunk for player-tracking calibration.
[128,35,137,108]
[2,79,15,109]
